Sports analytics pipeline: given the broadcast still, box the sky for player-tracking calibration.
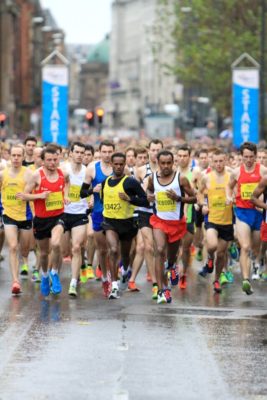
[41,0,113,44]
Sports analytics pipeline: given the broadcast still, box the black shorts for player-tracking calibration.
[63,213,88,231]
[195,208,204,228]
[33,214,65,240]
[138,211,152,229]
[187,222,195,235]
[3,214,32,230]
[102,217,138,241]
[205,222,234,242]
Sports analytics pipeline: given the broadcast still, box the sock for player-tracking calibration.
[102,276,108,283]
[42,271,49,278]
[70,278,77,287]
[51,268,58,275]
[81,264,86,270]
[112,281,118,290]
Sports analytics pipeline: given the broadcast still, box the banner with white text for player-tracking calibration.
[42,65,68,146]
[232,68,259,148]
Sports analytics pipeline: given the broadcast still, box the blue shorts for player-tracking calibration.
[91,211,103,232]
[234,207,262,231]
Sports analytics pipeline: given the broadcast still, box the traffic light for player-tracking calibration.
[96,107,104,124]
[86,111,94,127]
[0,112,7,128]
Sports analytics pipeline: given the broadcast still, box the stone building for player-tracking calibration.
[108,0,176,129]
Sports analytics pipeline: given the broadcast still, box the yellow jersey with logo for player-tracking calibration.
[207,171,232,225]
[103,176,135,219]
[2,166,27,221]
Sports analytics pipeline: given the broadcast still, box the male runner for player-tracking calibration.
[23,136,37,167]
[147,150,196,304]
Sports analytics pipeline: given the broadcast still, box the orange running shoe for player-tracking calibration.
[95,265,103,280]
[179,274,187,289]
[128,281,140,292]
[11,281,21,295]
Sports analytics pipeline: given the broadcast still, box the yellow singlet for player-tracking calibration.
[103,176,135,219]
[207,171,232,225]
[2,167,27,221]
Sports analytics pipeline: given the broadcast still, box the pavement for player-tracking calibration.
[0,250,266,400]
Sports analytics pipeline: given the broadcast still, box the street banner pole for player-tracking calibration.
[232,53,260,148]
[41,50,69,146]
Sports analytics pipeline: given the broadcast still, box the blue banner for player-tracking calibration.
[233,68,259,148]
[42,65,68,146]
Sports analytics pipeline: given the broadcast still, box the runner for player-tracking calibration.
[23,136,37,167]
[83,145,94,167]
[102,152,149,299]
[63,142,89,297]
[147,150,196,304]
[18,146,68,297]
[198,149,234,293]
[0,144,33,294]
[80,140,114,296]
[227,142,267,294]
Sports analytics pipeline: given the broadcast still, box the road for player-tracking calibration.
[0,251,266,400]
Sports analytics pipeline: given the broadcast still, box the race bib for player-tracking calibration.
[68,185,81,202]
[5,186,22,207]
[45,191,63,211]
[210,195,225,210]
[157,192,176,212]
[240,183,258,200]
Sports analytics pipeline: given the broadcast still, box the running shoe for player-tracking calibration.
[20,264,29,277]
[119,266,130,290]
[95,265,102,280]
[190,244,196,256]
[228,242,239,260]
[50,272,62,295]
[146,273,152,282]
[219,272,229,286]
[40,276,50,296]
[213,280,222,293]
[68,284,77,297]
[261,272,267,281]
[86,265,95,280]
[207,257,214,273]
[224,270,234,283]
[152,285,158,300]
[80,267,88,284]
[179,274,187,289]
[252,265,260,281]
[31,269,41,283]
[196,249,203,261]
[170,266,179,286]
[164,288,172,303]
[157,290,167,304]
[128,281,140,292]
[11,281,21,295]
[198,265,209,278]
[242,279,254,295]
[102,280,110,297]
[109,287,120,299]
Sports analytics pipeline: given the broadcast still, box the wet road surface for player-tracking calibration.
[0,252,266,400]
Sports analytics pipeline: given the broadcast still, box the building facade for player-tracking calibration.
[108,0,176,129]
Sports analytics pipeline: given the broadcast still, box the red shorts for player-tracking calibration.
[260,221,267,242]
[150,214,187,243]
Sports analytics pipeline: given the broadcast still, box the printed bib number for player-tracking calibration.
[104,203,122,211]
[157,192,176,212]
[45,191,63,211]
[68,185,81,202]
[5,186,22,207]
[241,183,258,200]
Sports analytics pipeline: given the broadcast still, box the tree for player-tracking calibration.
[152,0,262,117]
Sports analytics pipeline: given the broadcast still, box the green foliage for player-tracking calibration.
[155,0,262,115]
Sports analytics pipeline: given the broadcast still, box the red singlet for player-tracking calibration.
[235,163,261,209]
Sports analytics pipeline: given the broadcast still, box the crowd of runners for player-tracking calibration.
[1,136,267,303]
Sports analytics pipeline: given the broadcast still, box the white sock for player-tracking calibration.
[70,278,77,287]
[102,277,108,283]
[112,281,118,290]
[51,268,58,275]
[42,271,48,278]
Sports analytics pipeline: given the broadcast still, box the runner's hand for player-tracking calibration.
[93,184,102,193]
[39,191,51,199]
[119,192,130,201]
[16,192,26,200]
[166,189,180,201]
[202,205,209,215]
[147,193,155,202]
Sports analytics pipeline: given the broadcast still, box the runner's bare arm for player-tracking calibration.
[226,167,239,202]
[146,175,155,202]
[16,170,49,201]
[197,174,208,206]
[251,176,267,210]
[80,164,95,198]
[260,164,267,178]
[166,176,196,204]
